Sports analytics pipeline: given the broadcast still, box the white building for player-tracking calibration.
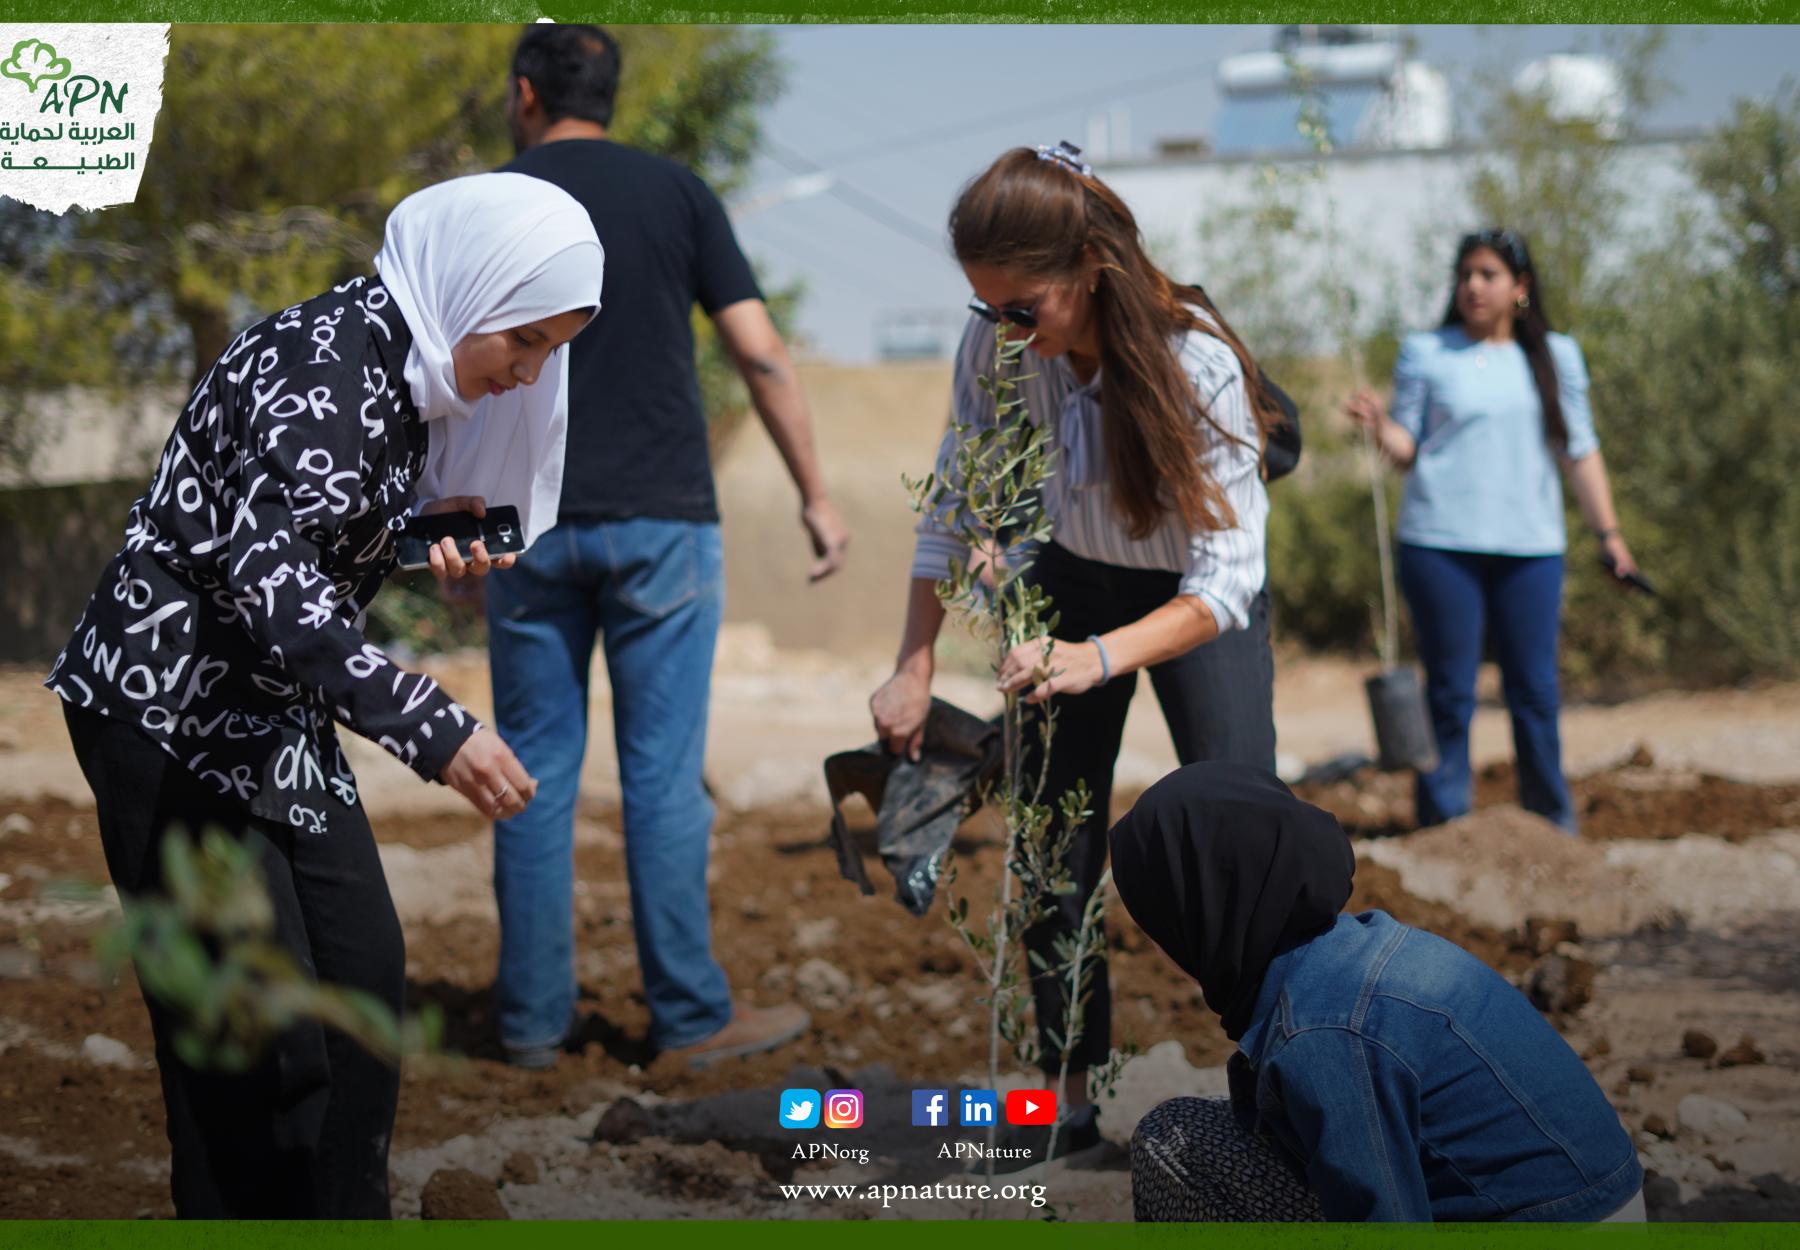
[1101,29,1701,339]
[1101,135,1699,337]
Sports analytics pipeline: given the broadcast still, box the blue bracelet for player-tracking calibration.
[1087,634,1112,684]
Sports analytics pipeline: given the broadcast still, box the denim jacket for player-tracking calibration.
[1231,910,1642,1221]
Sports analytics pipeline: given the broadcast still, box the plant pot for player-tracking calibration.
[1365,666,1438,774]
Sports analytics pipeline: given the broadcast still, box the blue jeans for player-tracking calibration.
[485,517,731,1051]
[1397,544,1574,832]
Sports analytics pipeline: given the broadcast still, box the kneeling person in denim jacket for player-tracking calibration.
[1111,762,1643,1222]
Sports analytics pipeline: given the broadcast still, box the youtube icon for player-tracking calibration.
[1005,1089,1056,1126]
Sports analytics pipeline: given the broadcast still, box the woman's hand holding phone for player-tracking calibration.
[418,496,518,580]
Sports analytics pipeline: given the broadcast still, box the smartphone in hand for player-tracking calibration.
[397,505,525,571]
[1599,552,1659,598]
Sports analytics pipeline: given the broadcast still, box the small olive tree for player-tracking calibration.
[907,326,1124,1198]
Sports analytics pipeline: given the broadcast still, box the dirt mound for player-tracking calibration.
[1359,806,1649,934]
[1496,762,1800,844]
[1295,758,1800,845]
[1358,804,1800,937]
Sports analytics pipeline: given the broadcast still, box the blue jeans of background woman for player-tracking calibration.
[1023,542,1276,1074]
[1397,544,1574,832]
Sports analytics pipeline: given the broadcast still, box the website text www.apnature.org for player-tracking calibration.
[779,1179,1049,1210]
[776,1089,1055,1210]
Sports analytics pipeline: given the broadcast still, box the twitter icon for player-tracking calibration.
[779,1088,821,1129]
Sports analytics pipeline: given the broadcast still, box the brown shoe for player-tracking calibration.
[668,1004,810,1069]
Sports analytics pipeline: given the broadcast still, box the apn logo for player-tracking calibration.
[1,39,126,115]
[911,1089,950,1127]
[958,1089,998,1127]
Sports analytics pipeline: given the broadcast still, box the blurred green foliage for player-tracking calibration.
[1568,88,1800,686]
[98,825,438,1071]
[3,23,790,658]
[0,23,782,452]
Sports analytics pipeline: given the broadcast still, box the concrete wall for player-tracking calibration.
[715,359,954,662]
[0,388,177,664]
[0,479,144,664]
[2,362,962,665]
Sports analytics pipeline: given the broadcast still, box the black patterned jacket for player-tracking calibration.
[47,276,479,831]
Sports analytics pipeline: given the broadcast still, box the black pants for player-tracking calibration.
[64,704,405,1218]
[1022,542,1276,1074]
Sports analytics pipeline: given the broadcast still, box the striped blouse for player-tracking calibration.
[911,312,1269,634]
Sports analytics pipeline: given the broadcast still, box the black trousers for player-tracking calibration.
[1022,542,1276,1074]
[64,704,405,1218]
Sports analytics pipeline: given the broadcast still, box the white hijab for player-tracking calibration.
[373,171,603,545]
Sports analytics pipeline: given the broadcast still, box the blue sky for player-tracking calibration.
[727,24,1800,361]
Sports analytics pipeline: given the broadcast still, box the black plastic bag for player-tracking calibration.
[823,698,1002,916]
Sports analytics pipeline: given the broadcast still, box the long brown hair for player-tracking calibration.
[950,147,1281,539]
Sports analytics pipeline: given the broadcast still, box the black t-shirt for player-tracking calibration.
[501,139,763,523]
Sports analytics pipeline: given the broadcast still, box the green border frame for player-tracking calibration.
[6,2,1796,1241]
[5,1219,1800,1244]
[9,1,1800,23]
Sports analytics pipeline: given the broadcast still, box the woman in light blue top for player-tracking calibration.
[1346,230,1638,832]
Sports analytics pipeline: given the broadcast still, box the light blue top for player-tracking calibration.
[1390,326,1599,556]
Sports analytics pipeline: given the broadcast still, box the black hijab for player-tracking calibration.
[1108,761,1357,1041]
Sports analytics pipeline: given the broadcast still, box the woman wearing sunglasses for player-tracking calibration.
[868,143,1286,1163]
[1345,230,1637,834]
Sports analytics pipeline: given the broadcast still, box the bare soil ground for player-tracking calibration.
[2,653,1796,1221]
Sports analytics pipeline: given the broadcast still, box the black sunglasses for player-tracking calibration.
[968,294,1039,330]
[1459,229,1530,272]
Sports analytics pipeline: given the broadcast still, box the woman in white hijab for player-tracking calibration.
[47,172,602,1218]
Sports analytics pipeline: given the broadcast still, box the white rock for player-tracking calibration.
[0,812,33,837]
[900,979,963,1015]
[1097,1040,1230,1145]
[794,958,852,1007]
[792,916,840,954]
[1676,1093,1749,1139]
[1638,1138,1725,1205]
[81,1033,138,1068]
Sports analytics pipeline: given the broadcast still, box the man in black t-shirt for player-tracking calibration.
[484,24,848,1071]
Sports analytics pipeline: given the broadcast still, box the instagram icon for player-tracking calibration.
[823,1089,863,1129]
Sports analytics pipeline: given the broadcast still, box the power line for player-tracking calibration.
[745,58,1224,257]
[759,137,948,254]
[748,56,1224,256]
[738,206,938,304]
[808,58,1221,168]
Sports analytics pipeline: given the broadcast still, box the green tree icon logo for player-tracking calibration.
[2,38,73,93]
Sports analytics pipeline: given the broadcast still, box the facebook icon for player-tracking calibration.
[959,1090,998,1127]
[911,1089,950,1127]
